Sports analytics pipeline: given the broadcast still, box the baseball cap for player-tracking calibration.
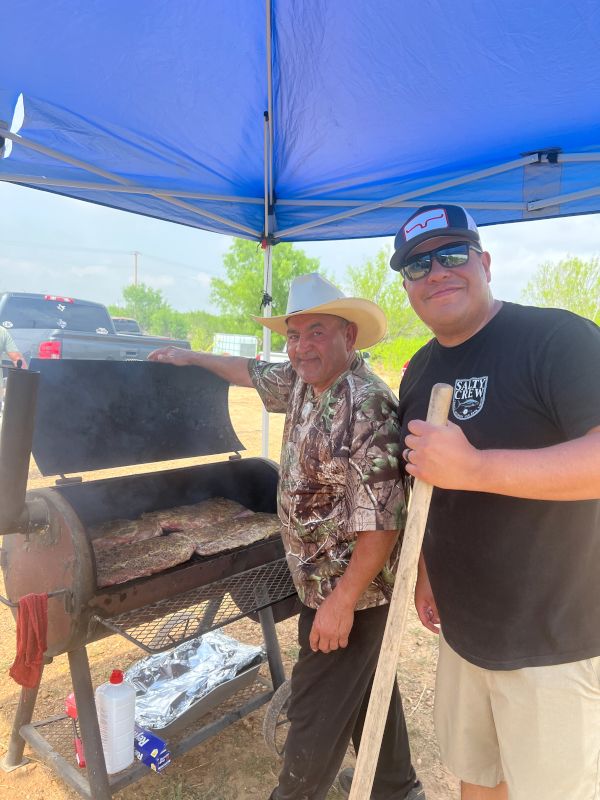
[390,204,481,271]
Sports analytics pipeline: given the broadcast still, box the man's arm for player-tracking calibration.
[414,552,440,634]
[309,530,399,653]
[404,421,600,501]
[6,350,27,368]
[147,346,253,387]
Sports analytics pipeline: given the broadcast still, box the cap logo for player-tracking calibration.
[403,208,449,242]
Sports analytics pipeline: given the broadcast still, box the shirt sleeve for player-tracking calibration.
[1,329,18,352]
[247,359,295,414]
[345,387,405,533]
[537,314,600,439]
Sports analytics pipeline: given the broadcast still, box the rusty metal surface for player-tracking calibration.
[1,455,286,657]
[1,488,96,656]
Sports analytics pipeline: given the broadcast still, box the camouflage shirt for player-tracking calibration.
[248,354,406,610]
[0,326,18,357]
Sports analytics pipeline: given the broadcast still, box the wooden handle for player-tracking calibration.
[348,382,453,800]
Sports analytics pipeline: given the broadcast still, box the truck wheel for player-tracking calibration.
[263,678,292,758]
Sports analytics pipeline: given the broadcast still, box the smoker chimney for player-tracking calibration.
[0,366,44,532]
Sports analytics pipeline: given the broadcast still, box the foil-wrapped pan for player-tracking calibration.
[125,630,265,732]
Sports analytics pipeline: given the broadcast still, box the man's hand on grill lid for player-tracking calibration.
[147,347,254,387]
[148,346,193,365]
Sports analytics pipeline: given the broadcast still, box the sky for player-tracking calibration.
[1,181,599,315]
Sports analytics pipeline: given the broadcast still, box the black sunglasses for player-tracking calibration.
[400,241,482,281]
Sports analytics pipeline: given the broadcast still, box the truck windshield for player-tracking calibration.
[0,297,111,333]
[112,318,141,334]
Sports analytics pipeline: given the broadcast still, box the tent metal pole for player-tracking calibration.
[266,0,274,207]
[276,154,540,238]
[259,0,276,459]
[0,171,534,213]
[278,150,600,202]
[261,245,273,459]
[0,128,144,182]
[276,198,526,210]
[11,170,596,213]
[0,174,263,203]
[263,115,270,238]
[555,153,600,163]
[527,186,600,211]
[0,129,260,237]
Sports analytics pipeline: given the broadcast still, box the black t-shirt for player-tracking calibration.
[398,302,600,669]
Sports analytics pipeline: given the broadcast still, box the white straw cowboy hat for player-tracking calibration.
[253,273,387,350]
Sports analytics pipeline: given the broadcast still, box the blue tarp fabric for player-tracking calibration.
[1,1,600,241]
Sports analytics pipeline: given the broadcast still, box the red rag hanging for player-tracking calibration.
[9,593,49,689]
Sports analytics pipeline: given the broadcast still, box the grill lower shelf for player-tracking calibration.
[91,557,295,653]
[21,678,273,797]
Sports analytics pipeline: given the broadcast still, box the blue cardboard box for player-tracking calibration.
[134,725,170,771]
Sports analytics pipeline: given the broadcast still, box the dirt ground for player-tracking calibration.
[0,379,458,800]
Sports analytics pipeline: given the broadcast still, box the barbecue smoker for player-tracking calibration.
[0,360,297,799]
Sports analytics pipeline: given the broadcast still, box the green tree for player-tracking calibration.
[210,239,321,348]
[108,283,189,339]
[108,283,168,332]
[149,307,188,339]
[522,256,600,324]
[182,309,237,351]
[344,246,431,374]
[345,246,429,338]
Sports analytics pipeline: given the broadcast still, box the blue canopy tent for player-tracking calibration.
[2,0,600,239]
[1,0,600,450]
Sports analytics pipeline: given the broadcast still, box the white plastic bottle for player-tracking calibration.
[95,669,136,774]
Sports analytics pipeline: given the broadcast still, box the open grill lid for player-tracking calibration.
[30,359,244,475]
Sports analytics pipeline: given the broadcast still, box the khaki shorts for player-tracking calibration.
[434,632,600,800]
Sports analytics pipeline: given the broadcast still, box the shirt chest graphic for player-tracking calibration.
[452,376,488,420]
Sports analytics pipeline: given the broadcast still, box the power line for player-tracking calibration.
[142,253,221,277]
[0,239,130,255]
[0,239,222,278]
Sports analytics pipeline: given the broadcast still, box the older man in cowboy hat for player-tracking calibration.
[149,273,423,800]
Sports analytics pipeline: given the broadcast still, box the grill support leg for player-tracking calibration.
[0,668,44,771]
[258,605,286,689]
[201,596,222,629]
[69,647,112,800]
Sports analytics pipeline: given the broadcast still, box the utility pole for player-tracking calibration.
[132,251,140,286]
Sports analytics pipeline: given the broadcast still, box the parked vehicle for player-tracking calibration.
[0,292,190,362]
[257,347,288,364]
[213,333,258,358]
[112,316,143,335]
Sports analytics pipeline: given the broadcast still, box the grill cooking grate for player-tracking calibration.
[32,714,74,762]
[91,557,295,653]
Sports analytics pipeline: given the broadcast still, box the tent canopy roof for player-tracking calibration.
[1,0,600,242]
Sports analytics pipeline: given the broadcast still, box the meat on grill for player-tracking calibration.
[95,532,197,588]
[193,513,282,556]
[91,498,281,588]
[90,517,162,553]
[91,498,248,552]
[155,497,252,532]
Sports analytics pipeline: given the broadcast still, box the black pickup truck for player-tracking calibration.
[0,292,190,363]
